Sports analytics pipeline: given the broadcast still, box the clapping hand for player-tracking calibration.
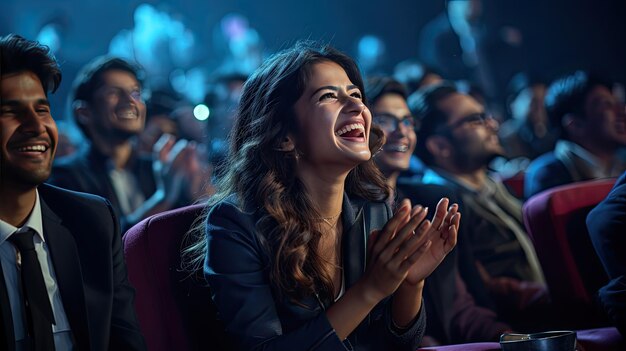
[402,197,460,286]
[361,198,460,302]
[152,134,198,205]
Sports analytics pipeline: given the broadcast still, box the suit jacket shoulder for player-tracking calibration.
[524,151,572,198]
[37,183,146,351]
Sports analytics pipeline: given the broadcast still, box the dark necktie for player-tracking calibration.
[9,229,56,351]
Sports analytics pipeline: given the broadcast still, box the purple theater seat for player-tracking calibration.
[522,178,617,328]
[578,327,625,351]
[416,327,623,351]
[124,204,229,351]
[418,342,501,350]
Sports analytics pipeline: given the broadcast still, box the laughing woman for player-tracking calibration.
[185,42,460,351]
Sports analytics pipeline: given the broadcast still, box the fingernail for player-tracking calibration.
[423,207,429,214]
[423,240,432,249]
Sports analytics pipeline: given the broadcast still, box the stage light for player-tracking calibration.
[193,104,210,121]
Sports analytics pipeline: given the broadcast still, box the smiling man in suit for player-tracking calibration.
[0,34,145,351]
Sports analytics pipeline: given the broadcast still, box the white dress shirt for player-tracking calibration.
[107,159,145,216]
[0,190,74,350]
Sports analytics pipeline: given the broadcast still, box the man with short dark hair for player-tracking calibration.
[50,55,200,232]
[525,71,626,198]
[408,82,549,328]
[0,34,145,351]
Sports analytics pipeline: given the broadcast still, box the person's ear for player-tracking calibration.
[426,135,452,160]
[73,100,91,125]
[275,135,295,152]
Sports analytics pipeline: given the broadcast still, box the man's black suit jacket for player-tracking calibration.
[0,183,146,351]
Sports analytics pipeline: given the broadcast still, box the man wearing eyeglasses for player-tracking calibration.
[50,56,199,232]
[408,82,551,330]
[367,76,513,344]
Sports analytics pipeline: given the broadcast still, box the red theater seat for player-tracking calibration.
[501,172,525,199]
[123,204,229,351]
[522,178,617,328]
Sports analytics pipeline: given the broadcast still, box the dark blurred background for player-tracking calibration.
[2,0,624,120]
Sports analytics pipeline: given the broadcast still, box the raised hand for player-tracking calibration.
[360,199,435,303]
[403,197,460,286]
[152,134,191,205]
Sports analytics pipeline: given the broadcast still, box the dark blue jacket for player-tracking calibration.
[524,151,573,199]
[587,172,626,336]
[203,193,425,351]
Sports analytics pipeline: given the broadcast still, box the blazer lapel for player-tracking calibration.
[40,198,91,351]
[341,194,366,290]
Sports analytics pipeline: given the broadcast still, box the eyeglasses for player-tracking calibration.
[435,112,493,134]
[97,85,144,102]
[373,113,417,134]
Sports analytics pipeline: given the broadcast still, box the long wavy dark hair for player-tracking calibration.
[183,41,389,303]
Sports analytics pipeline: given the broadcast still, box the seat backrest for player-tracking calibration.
[123,204,227,351]
[501,172,525,199]
[523,178,616,306]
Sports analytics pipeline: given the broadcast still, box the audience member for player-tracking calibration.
[498,73,557,160]
[525,71,626,198]
[0,34,145,351]
[185,41,460,350]
[408,82,550,329]
[367,76,510,344]
[136,88,180,156]
[393,60,443,95]
[49,56,202,231]
[53,119,85,161]
[587,171,626,337]
[203,69,247,178]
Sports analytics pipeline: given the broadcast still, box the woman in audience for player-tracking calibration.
[184,41,459,350]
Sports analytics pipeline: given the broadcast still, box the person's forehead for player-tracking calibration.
[437,92,483,122]
[530,84,546,95]
[0,71,47,100]
[305,61,353,87]
[99,69,140,87]
[587,85,613,100]
[372,93,409,115]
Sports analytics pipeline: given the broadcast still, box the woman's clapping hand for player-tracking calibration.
[361,198,460,303]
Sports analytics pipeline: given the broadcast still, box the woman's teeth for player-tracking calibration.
[335,123,365,137]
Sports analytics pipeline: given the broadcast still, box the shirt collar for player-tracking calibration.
[0,189,45,245]
[555,139,602,168]
[426,166,501,197]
